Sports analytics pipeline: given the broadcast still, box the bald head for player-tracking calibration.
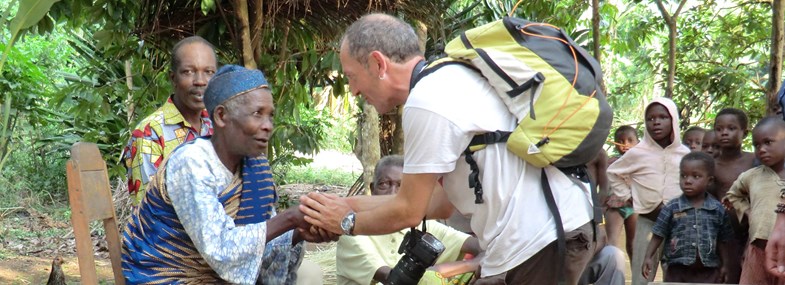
[341,13,422,65]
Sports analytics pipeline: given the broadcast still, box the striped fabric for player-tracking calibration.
[121,142,279,284]
[235,157,277,225]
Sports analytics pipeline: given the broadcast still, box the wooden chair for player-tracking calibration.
[66,142,125,284]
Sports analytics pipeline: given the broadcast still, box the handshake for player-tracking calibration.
[288,192,352,243]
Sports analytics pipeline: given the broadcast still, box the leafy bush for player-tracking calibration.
[282,166,356,187]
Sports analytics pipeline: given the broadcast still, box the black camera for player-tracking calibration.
[386,228,445,285]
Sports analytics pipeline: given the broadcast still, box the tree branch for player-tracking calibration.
[673,0,689,18]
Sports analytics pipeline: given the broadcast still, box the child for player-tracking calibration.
[608,125,638,166]
[701,130,720,158]
[604,125,639,259]
[713,108,755,283]
[683,126,705,152]
[713,108,756,199]
[607,97,690,285]
[724,117,785,285]
[642,152,733,283]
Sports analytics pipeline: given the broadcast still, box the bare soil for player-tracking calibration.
[0,183,348,284]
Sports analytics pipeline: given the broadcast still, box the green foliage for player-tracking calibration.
[322,113,356,153]
[283,166,356,188]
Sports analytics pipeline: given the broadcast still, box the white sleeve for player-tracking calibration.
[402,107,472,174]
[167,154,267,285]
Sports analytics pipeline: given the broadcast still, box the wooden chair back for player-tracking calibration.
[66,142,125,284]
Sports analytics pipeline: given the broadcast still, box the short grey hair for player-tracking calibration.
[341,13,423,65]
[373,155,403,187]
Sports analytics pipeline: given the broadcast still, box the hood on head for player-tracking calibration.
[642,97,682,149]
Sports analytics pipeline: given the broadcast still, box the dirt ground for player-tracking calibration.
[0,148,657,284]
[0,183,349,284]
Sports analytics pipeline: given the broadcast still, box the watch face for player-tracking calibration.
[341,212,354,233]
[341,216,351,231]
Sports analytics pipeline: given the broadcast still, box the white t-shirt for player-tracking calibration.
[403,64,593,277]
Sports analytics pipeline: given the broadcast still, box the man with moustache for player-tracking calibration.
[123,36,218,205]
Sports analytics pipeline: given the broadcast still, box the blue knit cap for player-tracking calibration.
[204,64,269,118]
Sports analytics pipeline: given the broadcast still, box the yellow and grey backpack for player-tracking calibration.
[410,17,611,283]
[413,17,612,172]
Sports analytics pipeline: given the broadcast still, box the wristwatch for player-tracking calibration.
[341,211,356,236]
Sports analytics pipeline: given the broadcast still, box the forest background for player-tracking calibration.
[0,0,783,282]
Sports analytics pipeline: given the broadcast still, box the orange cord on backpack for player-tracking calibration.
[518,23,588,141]
[509,0,525,17]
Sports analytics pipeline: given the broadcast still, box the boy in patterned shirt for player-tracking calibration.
[643,152,733,283]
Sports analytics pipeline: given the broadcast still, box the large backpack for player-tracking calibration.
[410,17,611,283]
[413,17,612,170]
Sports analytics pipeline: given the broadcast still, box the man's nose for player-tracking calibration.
[194,72,209,86]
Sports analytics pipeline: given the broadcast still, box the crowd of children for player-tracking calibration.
[598,97,785,284]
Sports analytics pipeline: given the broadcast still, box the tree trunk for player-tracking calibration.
[768,0,785,115]
[359,103,381,195]
[251,0,263,65]
[665,21,676,98]
[233,0,257,69]
[125,60,135,125]
[591,0,607,96]
[654,0,688,99]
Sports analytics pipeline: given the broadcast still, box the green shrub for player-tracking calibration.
[283,166,356,187]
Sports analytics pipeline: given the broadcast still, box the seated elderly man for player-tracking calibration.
[336,155,481,285]
[121,64,332,284]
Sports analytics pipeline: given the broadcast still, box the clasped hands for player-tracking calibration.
[299,192,355,235]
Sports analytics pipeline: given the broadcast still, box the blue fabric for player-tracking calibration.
[651,193,734,268]
[121,139,286,284]
[205,64,269,118]
[235,156,277,225]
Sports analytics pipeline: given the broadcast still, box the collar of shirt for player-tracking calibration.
[161,96,210,128]
[675,192,718,212]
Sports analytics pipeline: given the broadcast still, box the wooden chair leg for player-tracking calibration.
[72,210,99,284]
[103,218,125,285]
[68,161,99,285]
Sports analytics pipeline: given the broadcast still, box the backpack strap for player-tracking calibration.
[463,131,510,204]
[540,169,566,285]
[559,165,602,242]
[409,59,428,91]
[409,59,479,90]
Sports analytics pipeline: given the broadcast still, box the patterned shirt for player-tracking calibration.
[651,193,733,267]
[122,138,302,284]
[123,96,213,204]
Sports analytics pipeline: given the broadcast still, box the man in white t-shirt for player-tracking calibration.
[300,13,595,284]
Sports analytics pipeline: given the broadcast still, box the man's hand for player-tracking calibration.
[297,226,340,243]
[766,213,785,277]
[299,192,352,235]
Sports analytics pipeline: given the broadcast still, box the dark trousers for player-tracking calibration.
[472,222,595,285]
[664,263,720,283]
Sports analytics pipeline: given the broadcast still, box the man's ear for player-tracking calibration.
[368,51,388,77]
[213,105,229,128]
